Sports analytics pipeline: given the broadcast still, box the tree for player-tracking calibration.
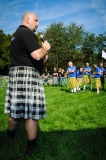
[82,32,97,66]
[65,23,85,68]
[43,22,87,71]
[43,22,70,71]
[0,21,105,74]
[95,33,106,63]
[0,30,11,69]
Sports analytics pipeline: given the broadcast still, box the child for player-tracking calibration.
[60,69,67,86]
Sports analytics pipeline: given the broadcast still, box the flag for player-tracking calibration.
[102,50,106,59]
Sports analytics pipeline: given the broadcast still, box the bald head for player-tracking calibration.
[22,12,34,21]
[22,12,39,32]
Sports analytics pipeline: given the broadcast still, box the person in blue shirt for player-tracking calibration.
[83,62,92,90]
[76,67,83,91]
[99,62,106,90]
[66,61,77,93]
[93,63,101,94]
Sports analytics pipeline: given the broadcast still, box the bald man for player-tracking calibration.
[83,62,92,90]
[4,12,51,155]
[66,61,77,93]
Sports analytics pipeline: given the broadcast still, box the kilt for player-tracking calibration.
[77,78,83,86]
[68,77,77,88]
[4,66,46,120]
[52,76,58,85]
[83,75,91,84]
[95,78,101,88]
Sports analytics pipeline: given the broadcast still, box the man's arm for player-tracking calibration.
[31,41,51,60]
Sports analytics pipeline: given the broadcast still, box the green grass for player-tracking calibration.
[0,83,106,160]
[0,78,6,87]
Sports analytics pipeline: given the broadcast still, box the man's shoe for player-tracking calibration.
[7,129,16,139]
[25,138,37,156]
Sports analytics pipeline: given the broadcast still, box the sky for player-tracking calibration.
[0,0,106,36]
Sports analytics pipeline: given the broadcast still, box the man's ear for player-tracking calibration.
[26,17,30,24]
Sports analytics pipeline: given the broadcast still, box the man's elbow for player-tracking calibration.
[35,56,41,60]
[31,52,41,60]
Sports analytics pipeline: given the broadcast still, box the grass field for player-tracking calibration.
[0,82,106,160]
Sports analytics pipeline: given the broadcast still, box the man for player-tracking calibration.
[66,61,77,93]
[93,63,101,94]
[83,62,92,90]
[76,67,83,91]
[4,12,51,155]
[99,62,106,90]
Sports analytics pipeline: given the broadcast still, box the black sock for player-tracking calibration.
[26,138,37,155]
[7,128,16,139]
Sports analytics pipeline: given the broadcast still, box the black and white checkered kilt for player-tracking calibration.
[4,66,46,120]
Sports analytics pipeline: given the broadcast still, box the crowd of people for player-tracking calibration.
[41,61,106,94]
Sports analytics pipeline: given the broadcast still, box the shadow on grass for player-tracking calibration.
[60,87,70,93]
[0,121,106,160]
[60,87,106,94]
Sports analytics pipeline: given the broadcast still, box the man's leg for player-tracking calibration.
[84,84,86,90]
[90,83,92,90]
[73,87,76,93]
[25,118,38,155]
[25,118,38,139]
[97,87,100,94]
[102,82,104,90]
[7,117,19,139]
[101,76,104,90]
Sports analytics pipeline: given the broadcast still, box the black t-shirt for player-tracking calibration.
[58,71,61,78]
[52,71,58,77]
[44,70,49,76]
[10,25,43,73]
[60,72,65,77]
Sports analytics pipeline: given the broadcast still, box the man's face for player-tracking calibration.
[69,62,72,67]
[29,14,39,32]
[86,63,89,67]
[100,63,103,67]
[94,64,96,68]
[80,68,83,72]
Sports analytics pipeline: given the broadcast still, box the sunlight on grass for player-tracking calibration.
[0,85,106,159]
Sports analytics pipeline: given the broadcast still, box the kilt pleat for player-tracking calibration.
[52,76,58,85]
[68,77,77,88]
[83,75,91,84]
[77,78,83,86]
[95,78,101,88]
[4,66,46,120]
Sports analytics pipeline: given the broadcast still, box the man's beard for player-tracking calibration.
[33,27,37,32]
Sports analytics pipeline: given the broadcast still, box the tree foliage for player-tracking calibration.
[0,23,106,74]
[43,22,70,70]
[0,30,11,69]
[95,33,106,63]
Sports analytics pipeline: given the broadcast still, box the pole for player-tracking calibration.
[102,58,103,65]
